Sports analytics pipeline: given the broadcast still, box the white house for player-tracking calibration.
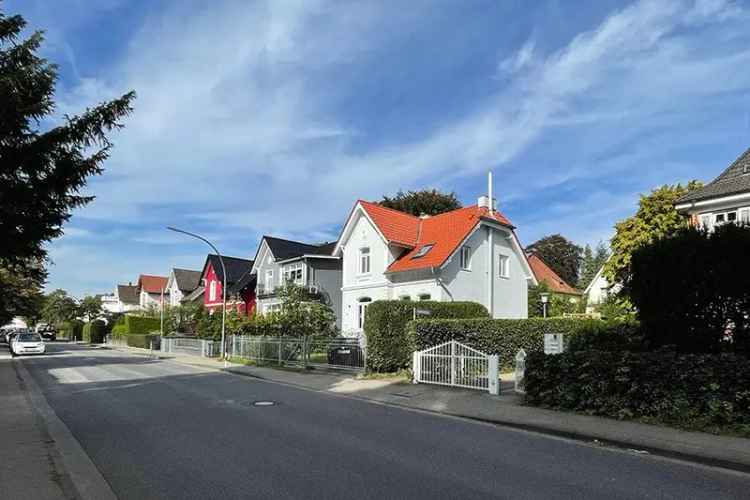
[333,191,536,336]
[583,264,620,313]
[165,268,202,307]
[675,146,750,230]
[137,274,168,309]
[101,284,140,313]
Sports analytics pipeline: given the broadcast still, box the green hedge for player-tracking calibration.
[126,333,161,349]
[524,350,750,436]
[82,320,107,344]
[112,315,161,337]
[364,300,489,372]
[58,320,84,340]
[410,318,639,368]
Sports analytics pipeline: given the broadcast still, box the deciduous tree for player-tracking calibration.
[526,234,583,287]
[380,189,461,216]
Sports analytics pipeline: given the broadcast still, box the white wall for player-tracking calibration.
[341,212,390,289]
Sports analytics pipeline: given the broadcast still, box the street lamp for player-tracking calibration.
[167,226,228,362]
[540,292,550,319]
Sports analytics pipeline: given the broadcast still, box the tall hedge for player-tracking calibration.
[126,333,161,349]
[364,300,489,372]
[111,315,161,337]
[524,350,750,436]
[410,318,639,368]
[82,319,107,344]
[58,320,84,340]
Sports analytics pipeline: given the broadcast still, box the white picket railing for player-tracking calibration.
[413,340,499,395]
[161,337,219,357]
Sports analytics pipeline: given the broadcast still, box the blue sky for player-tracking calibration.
[9,0,750,297]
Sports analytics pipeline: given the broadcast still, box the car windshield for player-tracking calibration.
[17,333,41,342]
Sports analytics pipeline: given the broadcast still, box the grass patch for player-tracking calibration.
[357,369,412,382]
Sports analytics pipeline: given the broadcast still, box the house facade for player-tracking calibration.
[165,268,202,307]
[199,255,256,316]
[527,252,582,302]
[251,236,342,327]
[334,197,536,336]
[675,147,750,229]
[103,283,141,313]
[137,275,168,309]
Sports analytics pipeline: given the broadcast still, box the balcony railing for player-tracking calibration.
[257,282,323,299]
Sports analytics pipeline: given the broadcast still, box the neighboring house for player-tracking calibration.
[251,236,342,326]
[526,253,581,302]
[102,283,140,313]
[583,263,621,314]
[675,146,750,229]
[137,274,168,309]
[199,254,256,316]
[334,195,536,336]
[165,268,202,307]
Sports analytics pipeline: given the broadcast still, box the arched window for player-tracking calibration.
[358,297,372,329]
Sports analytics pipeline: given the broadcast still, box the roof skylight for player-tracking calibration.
[411,244,434,259]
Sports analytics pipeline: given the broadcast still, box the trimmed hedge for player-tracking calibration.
[410,318,640,368]
[58,320,84,340]
[364,300,489,372]
[82,320,107,344]
[112,315,161,337]
[524,350,750,436]
[126,333,161,349]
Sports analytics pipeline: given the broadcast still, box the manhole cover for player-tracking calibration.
[252,400,277,407]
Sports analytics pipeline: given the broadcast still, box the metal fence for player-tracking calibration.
[105,335,127,348]
[230,335,365,372]
[413,340,499,394]
[161,337,219,357]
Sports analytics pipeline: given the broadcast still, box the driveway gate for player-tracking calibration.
[412,341,499,394]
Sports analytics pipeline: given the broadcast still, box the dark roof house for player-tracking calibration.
[200,255,254,288]
[677,147,750,204]
[171,268,202,293]
[116,284,139,305]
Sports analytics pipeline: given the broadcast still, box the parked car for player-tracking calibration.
[10,332,46,356]
[36,323,57,341]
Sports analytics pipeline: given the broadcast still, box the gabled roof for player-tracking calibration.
[228,270,257,295]
[527,253,580,295]
[202,255,254,286]
[182,286,204,303]
[116,284,139,305]
[264,236,335,260]
[171,268,202,293]
[357,201,422,247]
[137,275,168,294]
[677,147,750,204]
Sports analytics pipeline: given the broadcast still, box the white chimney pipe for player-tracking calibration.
[488,171,494,214]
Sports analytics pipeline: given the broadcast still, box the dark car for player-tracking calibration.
[38,326,57,342]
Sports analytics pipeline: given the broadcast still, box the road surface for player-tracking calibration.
[19,343,750,499]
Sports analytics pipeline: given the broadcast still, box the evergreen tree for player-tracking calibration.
[578,241,610,290]
[380,189,461,216]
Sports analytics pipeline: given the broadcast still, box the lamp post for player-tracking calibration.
[540,292,549,319]
[167,226,228,362]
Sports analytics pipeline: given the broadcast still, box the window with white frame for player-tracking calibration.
[715,211,737,226]
[209,280,217,301]
[265,269,273,292]
[460,245,471,270]
[359,247,371,274]
[357,297,372,329]
[700,214,711,230]
[283,262,304,285]
[498,254,510,279]
[741,209,750,225]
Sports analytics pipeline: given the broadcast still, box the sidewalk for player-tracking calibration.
[110,344,750,473]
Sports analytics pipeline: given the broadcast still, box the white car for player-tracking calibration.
[11,332,46,356]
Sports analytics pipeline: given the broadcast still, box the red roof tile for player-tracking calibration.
[355,200,515,273]
[137,274,168,294]
[526,254,580,295]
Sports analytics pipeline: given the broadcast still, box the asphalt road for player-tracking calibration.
[20,343,750,499]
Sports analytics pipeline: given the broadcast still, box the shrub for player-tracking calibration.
[82,319,107,344]
[364,301,489,372]
[411,318,638,368]
[111,315,161,337]
[58,320,84,340]
[524,350,750,436]
[126,333,161,349]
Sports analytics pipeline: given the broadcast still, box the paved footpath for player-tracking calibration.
[15,343,750,499]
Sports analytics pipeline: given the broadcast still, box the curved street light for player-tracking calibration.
[167,226,228,361]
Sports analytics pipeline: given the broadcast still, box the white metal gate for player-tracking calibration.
[412,341,499,394]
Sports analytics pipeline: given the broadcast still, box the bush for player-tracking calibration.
[126,333,161,349]
[111,315,161,337]
[524,350,750,436]
[411,318,638,368]
[58,320,84,340]
[364,301,489,372]
[82,319,107,344]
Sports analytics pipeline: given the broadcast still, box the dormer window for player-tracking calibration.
[411,244,434,259]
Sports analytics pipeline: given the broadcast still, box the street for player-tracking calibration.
[16,343,750,499]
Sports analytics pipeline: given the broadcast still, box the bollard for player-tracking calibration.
[488,355,500,395]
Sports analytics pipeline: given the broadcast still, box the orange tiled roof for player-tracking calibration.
[357,201,515,273]
[526,253,580,295]
[137,274,168,294]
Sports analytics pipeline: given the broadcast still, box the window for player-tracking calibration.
[283,262,303,284]
[715,211,737,226]
[399,295,411,301]
[265,270,273,291]
[460,245,471,270]
[357,297,372,329]
[412,244,434,259]
[359,247,371,274]
[741,209,750,225]
[700,214,711,230]
[498,254,510,279]
[418,293,431,301]
[209,280,217,301]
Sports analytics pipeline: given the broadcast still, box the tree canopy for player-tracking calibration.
[605,182,701,284]
[79,295,103,321]
[41,289,79,326]
[526,234,583,287]
[0,7,134,324]
[380,189,461,216]
[578,241,609,290]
